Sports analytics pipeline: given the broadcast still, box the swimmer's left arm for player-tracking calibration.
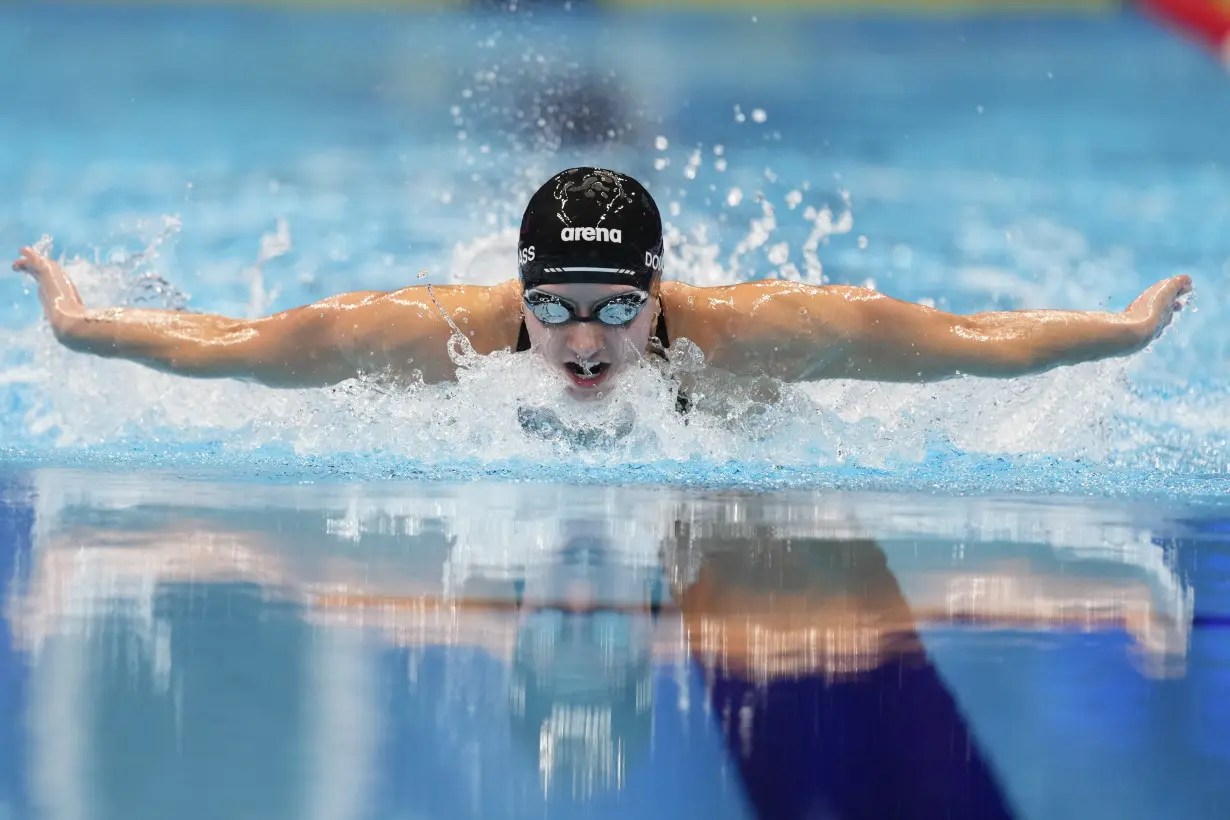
[812,276,1191,381]
[694,277,1192,382]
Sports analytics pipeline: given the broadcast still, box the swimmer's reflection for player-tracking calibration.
[507,535,659,797]
[9,502,683,819]
[664,517,1012,819]
[7,482,1193,820]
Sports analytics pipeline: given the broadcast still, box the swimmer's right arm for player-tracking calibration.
[12,247,519,388]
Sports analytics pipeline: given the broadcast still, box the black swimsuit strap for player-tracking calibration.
[653,310,671,351]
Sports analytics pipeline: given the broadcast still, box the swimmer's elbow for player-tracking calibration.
[122,330,258,380]
[50,312,92,352]
[180,325,344,386]
[961,341,1045,377]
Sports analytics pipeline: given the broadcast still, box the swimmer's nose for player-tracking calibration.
[563,321,606,359]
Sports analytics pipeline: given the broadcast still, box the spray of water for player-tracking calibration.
[2,176,1222,487]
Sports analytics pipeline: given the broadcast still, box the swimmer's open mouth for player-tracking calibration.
[564,361,610,386]
[565,362,609,377]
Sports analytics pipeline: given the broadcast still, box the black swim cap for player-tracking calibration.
[518,167,664,291]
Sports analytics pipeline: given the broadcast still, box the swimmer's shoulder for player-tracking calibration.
[661,278,841,323]
[659,280,739,360]
[660,278,843,369]
[478,279,526,352]
[659,277,777,332]
[367,278,524,355]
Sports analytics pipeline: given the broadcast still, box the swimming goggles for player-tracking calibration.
[523,289,650,327]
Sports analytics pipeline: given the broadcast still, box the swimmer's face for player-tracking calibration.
[522,283,658,400]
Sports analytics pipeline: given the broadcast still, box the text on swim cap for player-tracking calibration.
[645,251,662,270]
[518,246,535,265]
[560,227,622,243]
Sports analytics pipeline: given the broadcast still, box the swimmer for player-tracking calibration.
[12,167,1192,403]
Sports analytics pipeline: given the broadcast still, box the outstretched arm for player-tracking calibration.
[12,246,517,388]
[684,276,1192,382]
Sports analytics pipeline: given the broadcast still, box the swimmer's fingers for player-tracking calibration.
[1127,276,1191,316]
[1126,275,1193,341]
[1165,274,1194,305]
[1173,275,1194,310]
[12,247,51,277]
[11,247,34,272]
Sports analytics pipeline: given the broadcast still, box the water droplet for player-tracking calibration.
[858,235,868,249]
[654,157,670,171]
[752,109,767,123]
[655,136,669,150]
[726,188,743,207]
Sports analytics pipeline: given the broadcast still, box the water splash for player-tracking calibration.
[1,135,1224,488]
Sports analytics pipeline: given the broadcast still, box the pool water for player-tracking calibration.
[1,472,1227,820]
[1,3,1228,818]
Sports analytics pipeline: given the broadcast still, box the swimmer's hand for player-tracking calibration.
[1123,275,1193,345]
[12,246,87,339]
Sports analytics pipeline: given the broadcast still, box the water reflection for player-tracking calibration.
[1,471,1199,819]
[664,508,1014,819]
